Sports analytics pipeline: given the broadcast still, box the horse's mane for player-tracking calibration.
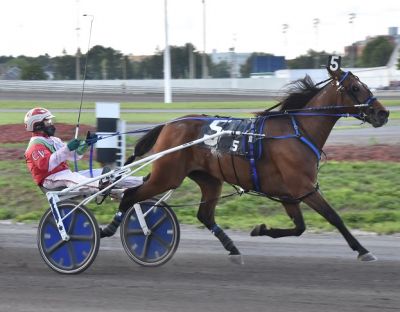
[256,75,321,116]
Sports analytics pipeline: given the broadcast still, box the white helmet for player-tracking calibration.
[24,107,55,131]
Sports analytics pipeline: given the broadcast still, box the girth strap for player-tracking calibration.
[248,119,261,192]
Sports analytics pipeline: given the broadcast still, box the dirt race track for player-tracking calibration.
[1,222,400,312]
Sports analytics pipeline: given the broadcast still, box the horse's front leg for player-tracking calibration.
[302,191,377,261]
[189,172,243,264]
[251,202,306,238]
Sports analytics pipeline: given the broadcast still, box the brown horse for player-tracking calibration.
[102,63,389,262]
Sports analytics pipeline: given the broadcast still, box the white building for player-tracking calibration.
[211,49,251,78]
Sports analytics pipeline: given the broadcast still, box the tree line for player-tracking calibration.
[0,36,396,80]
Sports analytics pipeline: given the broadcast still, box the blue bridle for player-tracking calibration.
[338,71,377,112]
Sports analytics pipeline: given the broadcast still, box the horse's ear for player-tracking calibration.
[326,55,342,80]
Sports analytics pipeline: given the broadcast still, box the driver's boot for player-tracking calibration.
[100,211,124,238]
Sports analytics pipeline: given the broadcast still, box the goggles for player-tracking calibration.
[43,118,54,126]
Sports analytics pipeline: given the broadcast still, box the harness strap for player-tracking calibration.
[252,183,320,204]
[230,153,241,187]
[299,137,321,160]
[339,71,350,84]
[366,96,376,105]
[290,116,321,161]
[216,153,228,184]
[248,119,261,192]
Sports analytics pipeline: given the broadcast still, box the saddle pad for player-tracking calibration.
[198,117,265,160]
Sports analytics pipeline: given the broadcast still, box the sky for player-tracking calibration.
[1,0,399,60]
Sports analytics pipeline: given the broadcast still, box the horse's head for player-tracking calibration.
[327,66,389,128]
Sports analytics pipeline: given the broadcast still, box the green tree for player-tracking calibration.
[209,60,230,78]
[139,52,163,79]
[133,43,210,79]
[0,56,14,64]
[6,56,30,68]
[53,55,76,79]
[85,45,124,79]
[170,45,189,78]
[20,63,47,80]
[360,36,394,67]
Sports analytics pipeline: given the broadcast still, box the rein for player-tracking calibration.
[150,186,245,208]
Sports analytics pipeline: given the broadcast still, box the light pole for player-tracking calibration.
[164,0,172,103]
[75,0,81,80]
[313,18,320,68]
[349,13,356,67]
[230,33,237,79]
[188,44,195,79]
[282,23,289,58]
[201,0,209,78]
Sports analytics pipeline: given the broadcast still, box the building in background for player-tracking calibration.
[345,27,400,62]
[211,49,251,78]
[250,55,287,77]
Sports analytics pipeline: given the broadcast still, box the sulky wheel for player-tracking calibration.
[37,202,100,274]
[120,199,180,267]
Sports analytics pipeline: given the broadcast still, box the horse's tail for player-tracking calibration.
[124,124,165,166]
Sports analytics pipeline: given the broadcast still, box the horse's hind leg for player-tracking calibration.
[302,191,377,261]
[189,171,242,262]
[100,159,185,238]
[250,202,306,238]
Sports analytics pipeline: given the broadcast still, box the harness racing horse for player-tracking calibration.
[104,58,389,262]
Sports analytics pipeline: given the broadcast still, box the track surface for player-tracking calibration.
[1,222,399,312]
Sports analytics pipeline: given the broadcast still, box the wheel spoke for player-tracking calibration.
[126,229,145,235]
[149,214,168,232]
[139,235,150,259]
[67,241,77,269]
[151,233,172,249]
[48,215,57,228]
[46,239,66,254]
[67,209,78,234]
[68,234,94,241]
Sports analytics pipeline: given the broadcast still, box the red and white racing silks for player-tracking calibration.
[24,134,86,187]
[25,134,143,190]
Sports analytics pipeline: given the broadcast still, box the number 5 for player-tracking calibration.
[328,55,341,72]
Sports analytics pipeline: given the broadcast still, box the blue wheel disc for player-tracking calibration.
[38,203,99,274]
[121,200,180,266]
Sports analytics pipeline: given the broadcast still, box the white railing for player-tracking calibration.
[0,79,399,98]
[0,78,287,97]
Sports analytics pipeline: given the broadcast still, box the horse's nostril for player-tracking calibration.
[374,110,389,126]
[378,110,389,120]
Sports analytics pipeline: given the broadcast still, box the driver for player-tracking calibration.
[24,107,143,191]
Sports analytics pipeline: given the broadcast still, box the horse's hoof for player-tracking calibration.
[358,252,378,262]
[250,224,267,236]
[229,254,244,265]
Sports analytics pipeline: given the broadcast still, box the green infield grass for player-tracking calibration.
[0,159,399,234]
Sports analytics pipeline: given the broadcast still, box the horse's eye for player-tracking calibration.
[352,85,360,92]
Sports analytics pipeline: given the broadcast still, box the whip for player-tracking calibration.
[73,14,94,173]
[75,14,94,139]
